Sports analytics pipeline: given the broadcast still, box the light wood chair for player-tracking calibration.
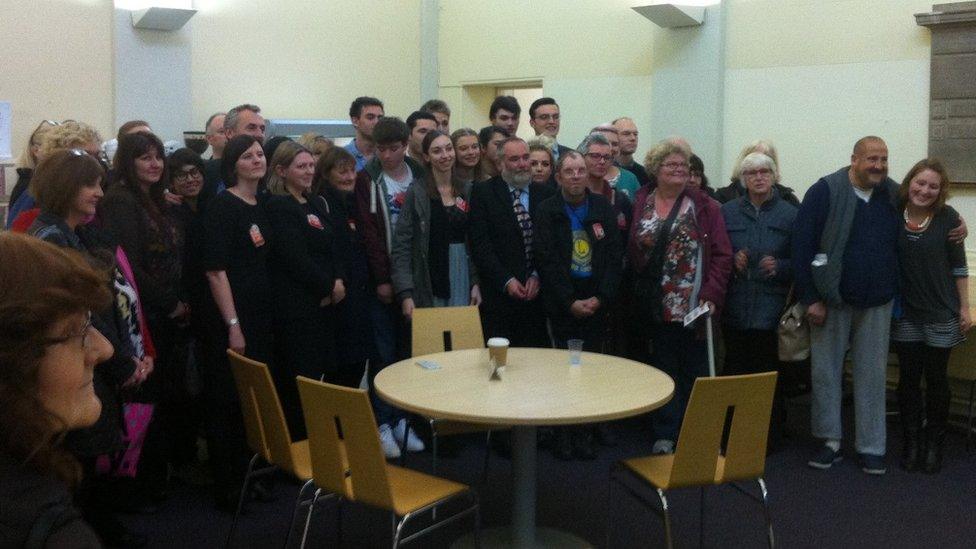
[225,350,316,548]
[296,376,480,548]
[608,372,778,549]
[410,306,507,476]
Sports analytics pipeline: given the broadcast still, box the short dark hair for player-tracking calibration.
[116,120,151,142]
[167,148,205,186]
[529,97,558,119]
[478,125,510,148]
[349,96,384,119]
[406,110,437,130]
[313,146,357,196]
[489,96,521,119]
[372,117,410,146]
[222,134,263,188]
[420,99,451,117]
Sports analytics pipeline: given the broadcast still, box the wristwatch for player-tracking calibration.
[227,317,239,327]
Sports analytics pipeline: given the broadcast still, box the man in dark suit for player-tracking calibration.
[469,137,555,347]
[528,97,574,163]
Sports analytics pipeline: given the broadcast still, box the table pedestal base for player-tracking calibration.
[453,526,593,548]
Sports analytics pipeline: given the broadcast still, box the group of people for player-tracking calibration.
[0,93,970,547]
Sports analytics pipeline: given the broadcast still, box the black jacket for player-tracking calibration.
[534,191,623,323]
[0,453,102,548]
[468,177,555,305]
[266,194,341,322]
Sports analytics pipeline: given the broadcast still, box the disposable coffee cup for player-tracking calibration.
[567,339,584,366]
[487,337,510,368]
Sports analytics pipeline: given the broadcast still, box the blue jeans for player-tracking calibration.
[367,297,403,426]
[810,301,892,455]
[649,323,709,442]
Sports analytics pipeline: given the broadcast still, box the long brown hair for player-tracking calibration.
[0,233,111,486]
[422,130,465,199]
[898,158,951,213]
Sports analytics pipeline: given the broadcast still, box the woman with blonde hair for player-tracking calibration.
[0,232,114,547]
[8,119,59,207]
[265,140,344,437]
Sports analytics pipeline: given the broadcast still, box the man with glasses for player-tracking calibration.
[590,124,640,200]
[613,117,651,188]
[529,97,574,162]
[353,116,426,458]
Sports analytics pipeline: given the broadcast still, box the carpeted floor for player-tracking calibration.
[120,394,976,548]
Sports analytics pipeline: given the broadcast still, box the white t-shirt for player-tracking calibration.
[382,169,412,226]
[852,186,873,203]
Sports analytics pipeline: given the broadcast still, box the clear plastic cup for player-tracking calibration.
[567,339,584,366]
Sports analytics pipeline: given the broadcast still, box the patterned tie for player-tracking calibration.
[512,188,533,270]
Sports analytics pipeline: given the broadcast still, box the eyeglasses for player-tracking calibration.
[174,167,202,183]
[43,311,93,350]
[741,168,773,178]
[661,161,689,171]
[585,153,613,163]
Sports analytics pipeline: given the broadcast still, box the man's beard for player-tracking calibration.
[503,168,532,188]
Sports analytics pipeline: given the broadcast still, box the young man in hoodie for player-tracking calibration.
[353,116,426,458]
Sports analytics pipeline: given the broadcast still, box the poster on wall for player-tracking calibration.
[0,102,11,159]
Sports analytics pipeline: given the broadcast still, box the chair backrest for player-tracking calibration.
[296,376,394,508]
[411,305,484,356]
[226,350,299,474]
[669,372,777,488]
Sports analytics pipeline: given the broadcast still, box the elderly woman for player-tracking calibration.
[0,233,114,548]
[265,140,344,438]
[715,140,799,207]
[628,139,732,454]
[892,159,970,474]
[720,152,796,447]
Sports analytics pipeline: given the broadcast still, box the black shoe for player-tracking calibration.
[900,433,921,471]
[250,478,276,502]
[922,427,945,474]
[594,423,618,447]
[572,430,597,460]
[553,429,573,461]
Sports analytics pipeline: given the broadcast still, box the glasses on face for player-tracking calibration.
[742,168,772,178]
[661,161,689,172]
[44,311,93,350]
[174,167,202,183]
[585,153,613,163]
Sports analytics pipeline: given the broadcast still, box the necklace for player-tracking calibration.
[903,208,930,232]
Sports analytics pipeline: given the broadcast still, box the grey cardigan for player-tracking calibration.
[391,180,478,306]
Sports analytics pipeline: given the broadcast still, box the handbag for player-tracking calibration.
[631,194,684,328]
[95,402,155,478]
[778,285,810,361]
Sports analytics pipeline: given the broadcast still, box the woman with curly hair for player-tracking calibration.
[0,233,114,547]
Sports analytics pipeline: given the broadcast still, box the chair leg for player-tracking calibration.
[392,512,406,549]
[226,453,260,548]
[757,478,774,549]
[299,488,322,549]
[656,488,674,549]
[283,480,315,549]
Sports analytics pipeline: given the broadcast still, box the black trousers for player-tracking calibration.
[894,341,952,431]
[722,327,787,440]
[273,312,335,440]
[482,297,550,348]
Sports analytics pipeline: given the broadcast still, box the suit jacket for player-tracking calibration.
[468,176,555,307]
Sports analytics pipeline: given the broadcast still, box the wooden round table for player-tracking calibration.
[375,347,674,548]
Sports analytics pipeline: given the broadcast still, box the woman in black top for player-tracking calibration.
[266,141,344,438]
[315,147,379,389]
[199,134,274,508]
[392,130,481,320]
[892,158,970,474]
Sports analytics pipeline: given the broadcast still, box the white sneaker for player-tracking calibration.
[652,439,675,455]
[394,419,425,452]
[378,423,401,459]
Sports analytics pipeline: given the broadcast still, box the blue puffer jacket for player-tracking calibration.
[721,193,797,330]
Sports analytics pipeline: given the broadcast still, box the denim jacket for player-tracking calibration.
[721,193,797,330]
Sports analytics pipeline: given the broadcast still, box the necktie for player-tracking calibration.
[512,188,533,270]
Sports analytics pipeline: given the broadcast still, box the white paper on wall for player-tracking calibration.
[0,102,11,160]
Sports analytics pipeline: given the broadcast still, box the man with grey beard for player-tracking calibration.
[469,137,555,347]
